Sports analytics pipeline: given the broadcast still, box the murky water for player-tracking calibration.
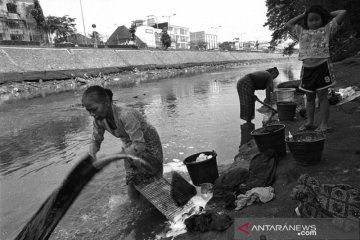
[0,61,301,240]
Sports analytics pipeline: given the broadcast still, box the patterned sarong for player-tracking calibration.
[237,76,256,121]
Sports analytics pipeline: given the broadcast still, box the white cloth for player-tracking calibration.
[235,186,275,210]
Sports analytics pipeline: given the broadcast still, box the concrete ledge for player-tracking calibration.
[0,47,289,83]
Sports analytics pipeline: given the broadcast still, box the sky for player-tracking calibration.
[39,0,274,42]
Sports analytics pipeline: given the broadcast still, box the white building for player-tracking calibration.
[167,25,190,49]
[190,31,218,50]
[134,25,162,48]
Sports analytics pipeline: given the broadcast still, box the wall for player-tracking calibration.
[0,47,289,83]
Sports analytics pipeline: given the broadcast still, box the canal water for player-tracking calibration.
[0,61,301,239]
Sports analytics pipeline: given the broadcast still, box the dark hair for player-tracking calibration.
[82,85,113,102]
[266,67,279,77]
[304,5,330,29]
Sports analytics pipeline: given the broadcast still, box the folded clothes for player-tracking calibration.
[235,186,275,210]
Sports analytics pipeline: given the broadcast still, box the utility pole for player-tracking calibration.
[79,0,87,44]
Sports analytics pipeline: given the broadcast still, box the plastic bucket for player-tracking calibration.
[250,124,286,156]
[286,132,326,166]
[277,102,297,121]
[276,88,295,102]
[183,151,219,186]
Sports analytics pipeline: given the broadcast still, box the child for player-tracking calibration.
[286,5,347,132]
[236,67,279,123]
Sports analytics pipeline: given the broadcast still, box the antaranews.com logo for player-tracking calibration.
[237,222,317,236]
[234,218,359,240]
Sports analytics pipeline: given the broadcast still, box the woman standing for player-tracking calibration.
[82,85,163,200]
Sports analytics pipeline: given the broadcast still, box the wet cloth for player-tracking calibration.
[236,149,278,194]
[15,155,100,240]
[299,60,336,93]
[91,104,163,185]
[206,165,249,210]
[205,149,277,211]
[184,212,233,233]
[291,174,360,232]
[235,186,275,210]
[291,18,340,61]
[171,172,197,207]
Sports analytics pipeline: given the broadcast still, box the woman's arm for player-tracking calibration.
[330,10,347,25]
[89,120,105,160]
[286,12,306,30]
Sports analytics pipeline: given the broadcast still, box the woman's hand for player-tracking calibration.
[93,152,148,170]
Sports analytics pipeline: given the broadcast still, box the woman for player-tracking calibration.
[82,85,163,200]
[236,67,279,123]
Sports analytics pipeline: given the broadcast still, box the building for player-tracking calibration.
[106,25,146,46]
[67,33,91,45]
[134,25,162,48]
[156,22,189,49]
[190,31,218,50]
[0,0,42,42]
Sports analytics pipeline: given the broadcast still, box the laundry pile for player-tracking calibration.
[291,174,360,232]
[205,149,278,211]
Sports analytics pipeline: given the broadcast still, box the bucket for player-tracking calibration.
[276,88,295,102]
[286,132,326,166]
[250,124,286,156]
[183,151,219,186]
[277,102,297,121]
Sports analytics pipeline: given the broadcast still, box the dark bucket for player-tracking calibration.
[183,151,219,186]
[286,132,326,166]
[250,124,286,156]
[277,102,297,121]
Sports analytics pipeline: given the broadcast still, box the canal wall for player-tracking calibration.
[0,47,289,83]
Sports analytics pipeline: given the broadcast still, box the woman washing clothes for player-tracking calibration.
[82,85,163,201]
[236,67,279,123]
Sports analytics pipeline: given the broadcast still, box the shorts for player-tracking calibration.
[299,60,335,93]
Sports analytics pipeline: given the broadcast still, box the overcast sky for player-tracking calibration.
[39,0,273,42]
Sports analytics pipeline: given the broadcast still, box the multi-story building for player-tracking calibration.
[0,0,42,42]
[167,24,190,49]
[127,20,190,49]
[190,31,218,50]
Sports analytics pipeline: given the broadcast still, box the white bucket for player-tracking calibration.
[275,88,295,102]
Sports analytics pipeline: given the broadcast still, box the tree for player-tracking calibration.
[44,15,77,43]
[282,42,296,56]
[129,23,137,41]
[264,0,360,46]
[160,28,171,50]
[189,41,207,50]
[30,0,47,42]
[218,41,233,51]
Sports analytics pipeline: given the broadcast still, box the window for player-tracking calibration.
[6,3,17,13]
[7,21,21,29]
[0,34,3,40]
[10,34,23,40]
[180,36,185,42]
[180,28,185,35]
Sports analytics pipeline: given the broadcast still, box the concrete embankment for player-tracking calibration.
[0,47,288,83]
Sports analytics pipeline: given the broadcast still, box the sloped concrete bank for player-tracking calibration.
[0,47,295,103]
[0,47,288,83]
